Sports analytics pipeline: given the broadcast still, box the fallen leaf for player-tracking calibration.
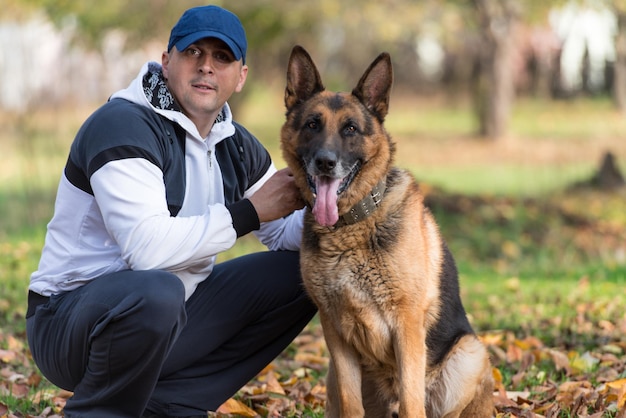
[216,398,259,417]
[6,335,23,352]
[294,352,329,366]
[547,348,571,374]
[0,350,16,363]
[570,351,600,374]
[264,371,285,396]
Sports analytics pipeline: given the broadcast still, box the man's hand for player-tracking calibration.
[248,168,305,223]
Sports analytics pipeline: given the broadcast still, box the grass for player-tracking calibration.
[1,92,626,416]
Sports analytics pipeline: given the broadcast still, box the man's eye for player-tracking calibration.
[214,52,232,62]
[187,48,201,56]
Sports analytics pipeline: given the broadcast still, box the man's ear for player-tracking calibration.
[235,64,248,93]
[161,51,170,79]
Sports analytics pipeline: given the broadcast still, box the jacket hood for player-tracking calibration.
[110,61,235,142]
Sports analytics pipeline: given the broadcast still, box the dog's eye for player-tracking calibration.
[344,124,358,136]
[306,120,319,130]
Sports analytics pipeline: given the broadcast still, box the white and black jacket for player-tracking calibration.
[30,61,304,299]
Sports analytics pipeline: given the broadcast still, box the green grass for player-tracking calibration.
[409,163,597,195]
[461,272,626,342]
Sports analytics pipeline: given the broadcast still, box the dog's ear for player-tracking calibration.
[352,52,393,122]
[285,46,325,111]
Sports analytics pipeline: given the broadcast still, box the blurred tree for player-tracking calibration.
[605,0,626,112]
[558,0,626,111]
[1,0,532,138]
[19,0,206,48]
[450,0,574,139]
[1,0,39,20]
[232,0,427,88]
[9,0,621,132]
[470,0,521,139]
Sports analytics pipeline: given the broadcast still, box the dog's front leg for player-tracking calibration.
[394,310,427,418]
[321,314,364,418]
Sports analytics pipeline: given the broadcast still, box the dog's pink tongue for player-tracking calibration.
[312,176,341,226]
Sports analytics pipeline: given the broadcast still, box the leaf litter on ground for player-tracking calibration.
[5,283,624,418]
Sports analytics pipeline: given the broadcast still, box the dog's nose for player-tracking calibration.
[314,149,338,174]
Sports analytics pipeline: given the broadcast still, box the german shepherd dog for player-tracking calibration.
[280,45,494,418]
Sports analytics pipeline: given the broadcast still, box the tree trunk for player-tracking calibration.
[472,0,519,140]
[593,151,625,189]
[612,11,626,112]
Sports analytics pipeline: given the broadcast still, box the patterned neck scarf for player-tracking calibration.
[142,62,226,124]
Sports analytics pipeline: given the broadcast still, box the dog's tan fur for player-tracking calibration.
[281,46,494,418]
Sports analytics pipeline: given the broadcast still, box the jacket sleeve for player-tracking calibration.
[91,158,237,271]
[256,209,305,251]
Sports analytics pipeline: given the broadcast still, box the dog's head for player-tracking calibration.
[280,45,395,227]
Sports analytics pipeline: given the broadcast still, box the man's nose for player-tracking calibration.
[198,56,214,74]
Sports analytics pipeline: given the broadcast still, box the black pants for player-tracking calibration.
[26,250,317,417]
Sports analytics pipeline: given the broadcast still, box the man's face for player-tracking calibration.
[162,38,247,132]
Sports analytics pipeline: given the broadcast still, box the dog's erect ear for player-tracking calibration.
[352,52,393,122]
[285,46,325,111]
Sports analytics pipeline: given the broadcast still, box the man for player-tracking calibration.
[26,5,316,418]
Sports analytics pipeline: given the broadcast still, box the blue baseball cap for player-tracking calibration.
[168,5,247,63]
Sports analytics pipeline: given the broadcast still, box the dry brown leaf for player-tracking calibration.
[556,380,594,409]
[603,378,626,410]
[8,382,29,398]
[5,335,23,352]
[547,348,571,374]
[27,371,42,387]
[263,371,285,396]
[492,367,503,383]
[0,350,16,363]
[506,343,524,363]
[310,381,326,397]
[570,351,600,374]
[279,375,298,387]
[264,396,292,416]
[480,331,504,346]
[294,352,329,366]
[216,398,259,417]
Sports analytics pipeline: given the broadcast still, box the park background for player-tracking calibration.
[1,0,626,416]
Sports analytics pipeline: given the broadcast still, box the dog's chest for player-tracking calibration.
[303,243,397,306]
[300,213,405,309]
[301,236,401,353]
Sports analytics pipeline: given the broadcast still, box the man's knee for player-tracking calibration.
[120,270,186,334]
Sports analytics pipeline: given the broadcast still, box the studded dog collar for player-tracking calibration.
[335,180,386,227]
